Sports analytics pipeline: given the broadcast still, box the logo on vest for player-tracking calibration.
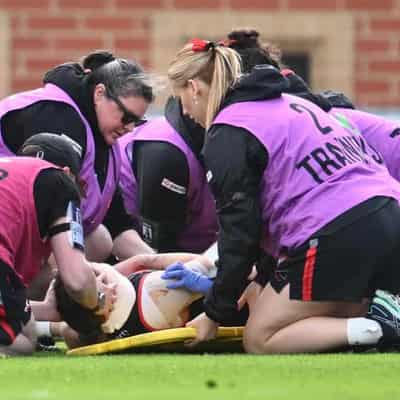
[161,178,187,195]
[206,170,213,182]
[142,221,153,242]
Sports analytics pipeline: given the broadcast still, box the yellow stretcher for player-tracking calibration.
[67,326,244,356]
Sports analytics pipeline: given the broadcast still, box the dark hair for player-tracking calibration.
[228,29,282,73]
[54,275,104,336]
[82,50,154,103]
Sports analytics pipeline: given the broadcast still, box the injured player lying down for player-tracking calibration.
[52,252,251,348]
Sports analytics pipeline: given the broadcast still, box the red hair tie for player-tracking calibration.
[280,68,295,77]
[190,38,214,52]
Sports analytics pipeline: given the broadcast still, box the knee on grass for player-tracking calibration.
[243,326,276,354]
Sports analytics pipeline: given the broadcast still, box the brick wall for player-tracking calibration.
[1,0,400,107]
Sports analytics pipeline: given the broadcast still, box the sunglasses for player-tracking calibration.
[106,90,147,127]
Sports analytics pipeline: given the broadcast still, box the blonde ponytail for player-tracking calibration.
[206,46,241,128]
[168,41,242,129]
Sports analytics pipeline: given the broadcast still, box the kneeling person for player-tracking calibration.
[0,133,113,356]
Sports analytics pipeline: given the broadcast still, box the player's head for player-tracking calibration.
[18,132,85,194]
[18,133,82,176]
[54,264,136,338]
[54,274,105,339]
[227,28,282,73]
[168,39,241,129]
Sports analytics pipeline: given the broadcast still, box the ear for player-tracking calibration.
[187,79,201,97]
[93,83,106,105]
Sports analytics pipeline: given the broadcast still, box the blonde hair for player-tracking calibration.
[168,42,242,128]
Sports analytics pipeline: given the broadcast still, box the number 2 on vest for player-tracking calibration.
[290,103,333,135]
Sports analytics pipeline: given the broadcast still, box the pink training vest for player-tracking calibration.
[0,83,121,235]
[0,157,53,285]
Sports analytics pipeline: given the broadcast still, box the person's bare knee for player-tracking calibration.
[243,294,285,354]
[0,317,37,356]
[243,324,272,354]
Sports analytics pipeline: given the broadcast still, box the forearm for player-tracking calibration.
[204,197,262,324]
[51,232,98,309]
[114,252,204,276]
[112,229,155,260]
[61,263,97,309]
[30,301,60,322]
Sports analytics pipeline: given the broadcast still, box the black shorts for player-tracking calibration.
[271,197,400,302]
[0,261,31,345]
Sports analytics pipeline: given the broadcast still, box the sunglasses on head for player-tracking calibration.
[106,89,147,127]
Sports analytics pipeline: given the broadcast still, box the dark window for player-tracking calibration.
[281,52,311,86]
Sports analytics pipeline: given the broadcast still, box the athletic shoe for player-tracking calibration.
[36,336,61,352]
[367,290,400,349]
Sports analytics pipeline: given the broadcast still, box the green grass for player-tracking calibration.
[1,353,400,399]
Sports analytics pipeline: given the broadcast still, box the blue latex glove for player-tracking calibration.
[161,262,213,295]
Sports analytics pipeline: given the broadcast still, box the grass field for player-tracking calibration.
[2,352,400,400]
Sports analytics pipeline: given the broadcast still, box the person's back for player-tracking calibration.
[213,73,400,256]
[167,38,400,352]
[118,114,217,253]
[0,51,155,266]
[329,107,400,181]
[0,157,54,285]
[0,133,115,356]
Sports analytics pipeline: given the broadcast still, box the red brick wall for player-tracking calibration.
[2,0,400,107]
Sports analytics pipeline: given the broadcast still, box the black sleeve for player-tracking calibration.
[319,90,355,109]
[34,168,81,239]
[254,251,276,287]
[133,141,189,252]
[103,188,136,239]
[202,124,268,324]
[1,101,87,154]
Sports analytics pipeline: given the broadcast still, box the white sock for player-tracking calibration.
[35,321,51,338]
[347,317,383,346]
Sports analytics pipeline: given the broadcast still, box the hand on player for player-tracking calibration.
[185,312,219,346]
[41,279,62,321]
[161,262,213,294]
[94,272,117,320]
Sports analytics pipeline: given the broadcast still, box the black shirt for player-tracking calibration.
[203,124,268,324]
[104,97,206,252]
[1,63,110,189]
[34,168,81,239]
